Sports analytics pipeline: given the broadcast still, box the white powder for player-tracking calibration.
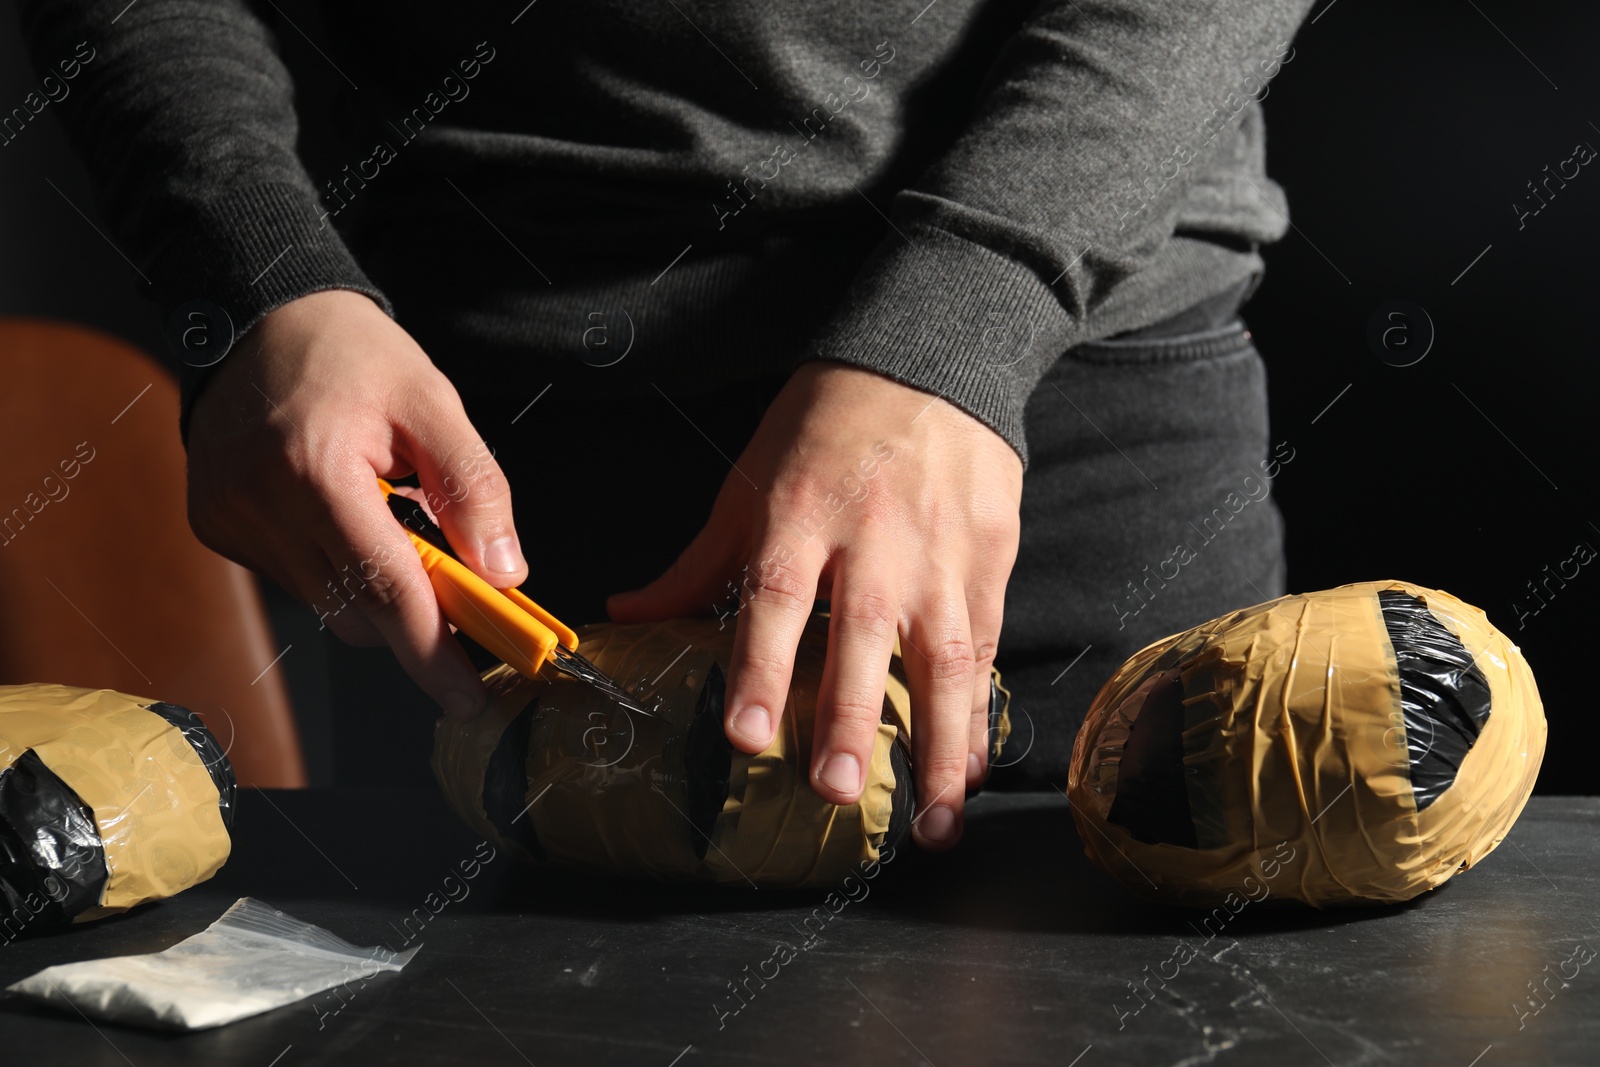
[8,897,419,1031]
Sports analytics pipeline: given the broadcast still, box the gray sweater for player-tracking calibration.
[18,0,1312,464]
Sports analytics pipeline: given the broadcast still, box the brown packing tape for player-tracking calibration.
[519,621,752,882]
[0,684,231,916]
[1067,581,1546,907]
[429,671,531,863]
[1406,584,1544,883]
[989,673,1013,761]
[433,615,1014,887]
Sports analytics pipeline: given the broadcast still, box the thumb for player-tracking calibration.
[401,392,527,588]
[607,517,743,623]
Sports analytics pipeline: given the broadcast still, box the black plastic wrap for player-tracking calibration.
[1105,667,1198,847]
[883,741,916,854]
[0,751,109,937]
[481,701,546,862]
[684,667,733,859]
[1378,590,1493,809]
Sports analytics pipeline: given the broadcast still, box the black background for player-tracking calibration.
[1,2,1594,791]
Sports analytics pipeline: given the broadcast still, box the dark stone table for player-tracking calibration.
[1,789,1595,1065]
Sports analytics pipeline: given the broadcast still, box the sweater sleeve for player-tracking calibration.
[16,0,393,444]
[808,0,1314,464]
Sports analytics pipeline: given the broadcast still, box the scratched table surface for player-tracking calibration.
[0,789,1594,1066]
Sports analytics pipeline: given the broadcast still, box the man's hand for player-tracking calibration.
[185,289,527,719]
[607,362,1023,850]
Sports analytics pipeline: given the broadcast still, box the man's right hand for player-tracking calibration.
[185,288,526,719]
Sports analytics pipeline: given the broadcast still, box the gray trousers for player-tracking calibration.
[988,275,1286,789]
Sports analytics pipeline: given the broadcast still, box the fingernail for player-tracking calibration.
[483,535,524,577]
[443,689,483,720]
[967,753,982,782]
[817,752,862,798]
[919,804,958,843]
[732,705,771,746]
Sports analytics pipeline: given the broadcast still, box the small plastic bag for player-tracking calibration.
[6,897,419,1030]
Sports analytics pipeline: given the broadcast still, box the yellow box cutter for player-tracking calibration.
[377,478,658,717]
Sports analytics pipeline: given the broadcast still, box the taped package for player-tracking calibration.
[0,684,235,938]
[1068,580,1547,907]
[434,614,1011,888]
